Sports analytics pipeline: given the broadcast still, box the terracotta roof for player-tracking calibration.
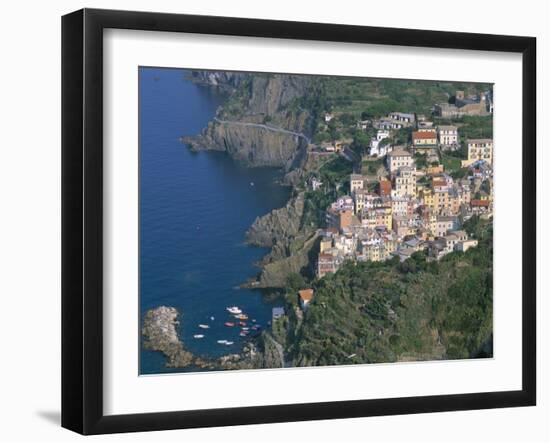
[298,289,314,301]
[413,131,437,140]
[471,199,490,207]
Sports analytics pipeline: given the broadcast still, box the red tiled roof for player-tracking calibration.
[413,131,437,140]
[298,289,314,301]
[471,199,490,207]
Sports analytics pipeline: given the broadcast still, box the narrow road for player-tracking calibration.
[214,117,311,144]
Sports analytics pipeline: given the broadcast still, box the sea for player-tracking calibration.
[139,67,290,374]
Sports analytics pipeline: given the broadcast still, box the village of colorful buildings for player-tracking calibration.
[313,91,493,280]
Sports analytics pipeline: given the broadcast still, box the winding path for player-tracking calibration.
[214,117,311,144]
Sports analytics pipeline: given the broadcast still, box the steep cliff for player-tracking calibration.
[245,192,320,288]
[246,193,306,248]
[182,72,318,168]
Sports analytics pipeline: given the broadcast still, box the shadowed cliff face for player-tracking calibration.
[183,72,318,168]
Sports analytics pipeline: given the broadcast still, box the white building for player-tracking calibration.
[386,148,414,173]
[438,125,459,146]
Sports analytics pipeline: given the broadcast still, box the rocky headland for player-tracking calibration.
[245,192,320,288]
[142,306,287,370]
[181,72,317,169]
[181,71,325,289]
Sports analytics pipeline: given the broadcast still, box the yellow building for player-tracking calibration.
[363,244,382,262]
[393,167,416,197]
[419,188,436,210]
[434,190,450,214]
[362,207,392,231]
[462,138,493,167]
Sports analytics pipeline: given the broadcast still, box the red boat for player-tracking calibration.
[224,322,235,327]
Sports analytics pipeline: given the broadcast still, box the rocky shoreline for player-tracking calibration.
[181,71,323,289]
[142,306,285,370]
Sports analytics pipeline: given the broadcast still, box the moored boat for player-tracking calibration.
[198,324,210,329]
[224,322,235,327]
[193,334,204,339]
[226,306,242,314]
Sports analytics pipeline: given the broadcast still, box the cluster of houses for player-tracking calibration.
[292,89,494,310]
[315,138,493,279]
[367,113,461,157]
[315,90,492,159]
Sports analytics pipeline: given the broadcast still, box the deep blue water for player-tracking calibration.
[139,68,290,374]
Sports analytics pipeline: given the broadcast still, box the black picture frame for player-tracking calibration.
[62,8,537,435]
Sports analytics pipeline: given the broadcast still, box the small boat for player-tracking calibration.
[234,313,248,320]
[251,325,261,331]
[217,340,228,344]
[241,327,249,331]
[225,341,234,345]
[226,306,242,315]
[251,319,256,323]
[224,322,235,327]
[198,324,210,329]
[210,316,215,321]
[193,334,204,339]
[239,331,249,337]
[250,182,254,186]
[238,321,247,327]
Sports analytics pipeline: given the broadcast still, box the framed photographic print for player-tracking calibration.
[62,8,536,435]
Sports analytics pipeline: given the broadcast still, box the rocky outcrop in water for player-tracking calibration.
[142,306,204,368]
[246,193,305,248]
[142,306,287,370]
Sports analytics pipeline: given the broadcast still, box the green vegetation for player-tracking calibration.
[279,219,493,367]
[321,77,491,119]
[362,158,384,175]
[301,189,334,228]
[414,153,428,169]
[441,153,462,173]
[450,167,470,180]
[318,156,353,188]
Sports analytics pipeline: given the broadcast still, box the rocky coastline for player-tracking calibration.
[142,71,327,370]
[181,71,323,289]
[142,306,286,370]
[181,71,315,169]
